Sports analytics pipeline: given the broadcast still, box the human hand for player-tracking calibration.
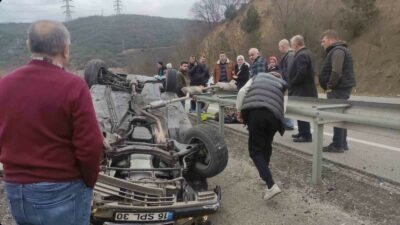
[237,112,243,123]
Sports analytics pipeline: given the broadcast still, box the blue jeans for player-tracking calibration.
[5,180,93,225]
[327,88,352,149]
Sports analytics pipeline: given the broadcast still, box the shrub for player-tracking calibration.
[224,4,238,20]
[339,0,379,38]
[240,5,260,33]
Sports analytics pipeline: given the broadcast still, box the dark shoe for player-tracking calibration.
[344,146,349,151]
[293,137,312,143]
[285,126,294,131]
[323,145,345,153]
[292,133,301,138]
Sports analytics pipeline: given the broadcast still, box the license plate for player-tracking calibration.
[115,212,173,222]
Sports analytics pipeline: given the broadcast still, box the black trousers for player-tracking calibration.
[297,120,312,139]
[327,88,352,148]
[247,108,279,188]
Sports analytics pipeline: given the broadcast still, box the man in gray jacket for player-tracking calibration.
[319,30,356,153]
[236,72,287,201]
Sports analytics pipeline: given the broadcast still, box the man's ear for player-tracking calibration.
[63,44,70,59]
[26,40,31,52]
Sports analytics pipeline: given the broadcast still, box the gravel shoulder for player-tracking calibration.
[207,123,400,225]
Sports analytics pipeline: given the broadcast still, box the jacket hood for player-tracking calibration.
[326,41,348,53]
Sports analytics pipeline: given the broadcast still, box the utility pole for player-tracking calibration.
[62,0,73,22]
[114,0,122,15]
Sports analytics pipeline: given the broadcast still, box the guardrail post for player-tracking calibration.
[219,105,225,137]
[196,100,202,124]
[312,119,324,185]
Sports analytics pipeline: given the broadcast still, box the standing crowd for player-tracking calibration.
[159,30,356,201]
[0,18,356,225]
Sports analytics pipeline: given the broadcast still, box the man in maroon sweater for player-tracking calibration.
[0,20,103,225]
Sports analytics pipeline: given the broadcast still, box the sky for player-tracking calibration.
[0,0,197,23]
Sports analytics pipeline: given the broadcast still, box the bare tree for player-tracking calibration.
[191,0,224,29]
[220,0,249,8]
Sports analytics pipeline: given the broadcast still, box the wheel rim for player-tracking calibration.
[189,138,211,167]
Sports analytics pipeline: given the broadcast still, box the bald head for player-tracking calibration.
[290,35,305,53]
[278,39,290,53]
[248,48,260,62]
[27,20,71,57]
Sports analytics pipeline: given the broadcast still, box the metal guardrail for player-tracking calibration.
[193,94,400,185]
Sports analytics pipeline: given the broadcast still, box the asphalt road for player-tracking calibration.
[206,95,400,184]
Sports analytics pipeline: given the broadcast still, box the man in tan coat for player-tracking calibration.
[212,52,235,84]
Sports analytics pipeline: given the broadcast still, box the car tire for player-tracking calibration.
[165,69,177,93]
[183,124,228,178]
[84,59,107,88]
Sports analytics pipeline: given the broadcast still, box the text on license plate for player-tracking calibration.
[115,212,173,221]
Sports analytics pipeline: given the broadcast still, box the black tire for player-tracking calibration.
[165,69,178,93]
[183,124,228,178]
[84,59,108,88]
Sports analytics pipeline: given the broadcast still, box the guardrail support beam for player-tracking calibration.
[219,105,225,137]
[312,120,324,185]
[196,101,202,124]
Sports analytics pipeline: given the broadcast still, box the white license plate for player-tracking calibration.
[115,212,173,222]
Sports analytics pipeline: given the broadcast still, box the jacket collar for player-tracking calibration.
[216,59,230,64]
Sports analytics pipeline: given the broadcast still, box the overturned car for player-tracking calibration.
[84,60,229,225]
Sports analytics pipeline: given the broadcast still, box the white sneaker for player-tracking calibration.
[263,184,282,200]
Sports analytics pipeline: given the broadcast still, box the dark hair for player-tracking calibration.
[157,61,163,66]
[180,61,188,66]
[321,29,339,40]
[219,51,226,55]
[27,20,70,56]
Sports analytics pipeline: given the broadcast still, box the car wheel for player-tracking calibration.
[165,69,178,93]
[183,124,228,178]
[84,59,108,88]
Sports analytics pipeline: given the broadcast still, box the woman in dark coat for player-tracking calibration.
[233,55,250,90]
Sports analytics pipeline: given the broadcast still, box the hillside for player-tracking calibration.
[200,0,400,96]
[0,15,203,71]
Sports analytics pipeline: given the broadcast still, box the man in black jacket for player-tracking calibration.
[319,30,356,153]
[288,35,318,142]
[188,56,208,112]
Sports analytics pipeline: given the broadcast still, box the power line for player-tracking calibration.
[62,0,73,21]
[114,0,122,15]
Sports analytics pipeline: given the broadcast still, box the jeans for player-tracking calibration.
[5,180,93,225]
[247,108,279,189]
[297,120,312,139]
[327,88,352,148]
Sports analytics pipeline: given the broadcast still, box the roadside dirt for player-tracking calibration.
[0,183,14,225]
[207,125,400,225]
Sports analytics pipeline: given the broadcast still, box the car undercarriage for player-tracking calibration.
[84,60,229,225]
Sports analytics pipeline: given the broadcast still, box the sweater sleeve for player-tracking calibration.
[328,49,345,89]
[236,78,253,110]
[71,83,103,188]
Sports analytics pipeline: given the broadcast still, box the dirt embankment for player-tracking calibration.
[201,0,400,97]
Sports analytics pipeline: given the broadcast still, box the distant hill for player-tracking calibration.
[0,15,202,70]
